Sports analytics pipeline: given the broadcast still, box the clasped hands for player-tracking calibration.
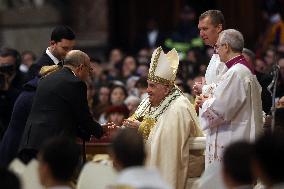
[195,94,210,109]
[193,78,210,110]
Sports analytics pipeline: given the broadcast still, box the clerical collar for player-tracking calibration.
[225,54,255,74]
[46,48,60,65]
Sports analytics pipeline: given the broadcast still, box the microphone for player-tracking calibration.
[267,64,280,95]
[267,61,280,131]
[267,79,274,95]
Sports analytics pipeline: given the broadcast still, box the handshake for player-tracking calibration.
[91,120,142,143]
[102,119,141,130]
[101,119,141,137]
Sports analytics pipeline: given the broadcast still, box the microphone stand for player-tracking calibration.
[267,64,280,131]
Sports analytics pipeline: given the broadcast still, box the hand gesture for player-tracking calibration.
[101,122,117,134]
[122,119,141,129]
[195,94,209,108]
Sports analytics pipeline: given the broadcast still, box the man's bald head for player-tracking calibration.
[64,50,89,67]
[64,50,92,81]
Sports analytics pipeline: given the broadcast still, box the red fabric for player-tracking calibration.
[225,54,255,74]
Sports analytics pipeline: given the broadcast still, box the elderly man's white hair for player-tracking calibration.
[219,29,244,53]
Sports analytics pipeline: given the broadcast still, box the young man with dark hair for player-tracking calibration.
[222,141,255,189]
[199,10,225,32]
[50,26,75,43]
[110,128,145,170]
[110,128,171,189]
[28,25,76,79]
[38,137,81,188]
[194,10,227,97]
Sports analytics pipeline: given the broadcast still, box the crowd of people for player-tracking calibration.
[0,4,284,189]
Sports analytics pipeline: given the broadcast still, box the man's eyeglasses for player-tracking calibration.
[82,64,93,76]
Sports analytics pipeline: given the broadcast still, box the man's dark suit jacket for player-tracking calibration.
[19,67,103,152]
[28,52,61,79]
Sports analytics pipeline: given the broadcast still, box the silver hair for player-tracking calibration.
[242,48,256,64]
[242,48,255,60]
[219,29,244,53]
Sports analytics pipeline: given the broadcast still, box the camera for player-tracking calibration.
[0,64,15,73]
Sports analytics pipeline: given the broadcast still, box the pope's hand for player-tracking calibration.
[195,95,205,108]
[122,119,141,129]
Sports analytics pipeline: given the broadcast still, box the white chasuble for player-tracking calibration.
[131,87,203,189]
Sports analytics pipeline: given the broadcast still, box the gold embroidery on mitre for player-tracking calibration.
[147,47,174,85]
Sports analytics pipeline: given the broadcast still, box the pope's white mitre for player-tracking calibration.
[148,47,179,85]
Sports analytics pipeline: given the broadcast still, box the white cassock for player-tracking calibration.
[199,53,227,168]
[200,55,263,166]
[130,87,203,189]
[202,53,228,96]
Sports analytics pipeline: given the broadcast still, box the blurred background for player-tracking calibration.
[0,0,284,128]
[0,0,283,57]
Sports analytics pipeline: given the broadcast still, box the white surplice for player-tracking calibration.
[200,53,227,168]
[202,54,228,96]
[200,63,263,166]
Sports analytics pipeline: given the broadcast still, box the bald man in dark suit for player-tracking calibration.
[19,50,104,162]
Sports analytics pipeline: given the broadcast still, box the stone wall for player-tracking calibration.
[0,4,60,56]
[69,0,109,60]
[0,0,109,59]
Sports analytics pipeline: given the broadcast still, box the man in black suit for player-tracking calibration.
[28,25,76,79]
[19,50,104,162]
